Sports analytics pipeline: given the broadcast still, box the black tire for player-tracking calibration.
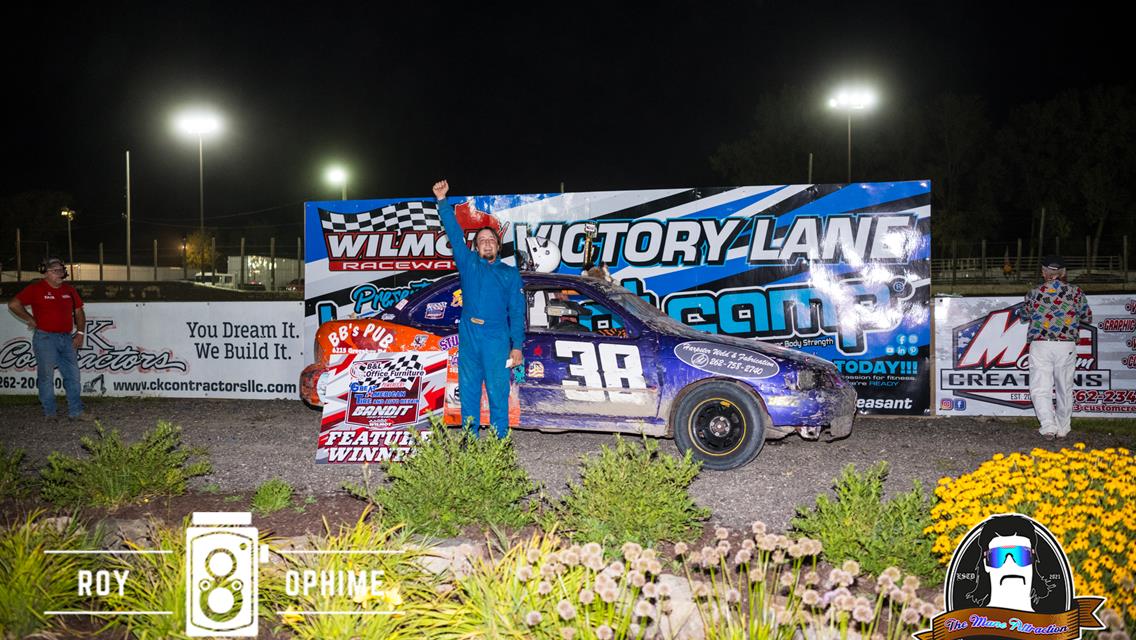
[672,380,766,471]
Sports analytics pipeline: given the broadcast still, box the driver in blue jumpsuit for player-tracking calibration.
[432,179,525,438]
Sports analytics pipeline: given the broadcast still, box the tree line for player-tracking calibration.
[710,85,1135,260]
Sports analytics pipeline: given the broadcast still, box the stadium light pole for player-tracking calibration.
[828,86,876,183]
[60,208,75,266]
[173,108,223,276]
[326,166,348,200]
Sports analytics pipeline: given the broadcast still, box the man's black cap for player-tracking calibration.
[1041,255,1066,269]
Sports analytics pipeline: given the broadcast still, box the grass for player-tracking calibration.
[251,478,294,515]
[39,420,212,509]
[0,510,104,639]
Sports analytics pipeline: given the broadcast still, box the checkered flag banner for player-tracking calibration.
[354,354,423,388]
[319,201,441,233]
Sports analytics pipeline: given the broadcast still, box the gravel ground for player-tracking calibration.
[2,398,1133,532]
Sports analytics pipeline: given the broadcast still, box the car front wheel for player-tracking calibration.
[673,380,766,471]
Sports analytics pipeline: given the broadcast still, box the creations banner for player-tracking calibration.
[934,295,1136,416]
[304,182,932,415]
[0,302,303,399]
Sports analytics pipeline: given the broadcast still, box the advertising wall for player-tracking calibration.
[0,302,303,399]
[304,182,932,415]
[934,295,1136,416]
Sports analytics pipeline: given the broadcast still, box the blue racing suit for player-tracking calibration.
[438,197,525,437]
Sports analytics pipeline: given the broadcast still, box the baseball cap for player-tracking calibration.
[1040,255,1066,270]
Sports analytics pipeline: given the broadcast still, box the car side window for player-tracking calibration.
[408,283,463,329]
[527,287,630,338]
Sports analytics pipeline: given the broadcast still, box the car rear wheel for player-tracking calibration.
[673,380,766,471]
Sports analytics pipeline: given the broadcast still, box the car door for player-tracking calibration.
[518,283,660,427]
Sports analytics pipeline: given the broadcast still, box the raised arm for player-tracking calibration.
[433,180,473,271]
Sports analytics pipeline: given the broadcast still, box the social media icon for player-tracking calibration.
[908,334,919,344]
[897,335,907,345]
[885,346,895,355]
[940,399,953,411]
[897,346,908,356]
[186,512,268,637]
[953,399,967,411]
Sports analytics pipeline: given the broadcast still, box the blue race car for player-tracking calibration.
[302,272,856,470]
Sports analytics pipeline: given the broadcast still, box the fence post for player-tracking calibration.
[981,239,987,280]
[951,240,958,286]
[240,237,246,286]
[269,237,276,291]
[297,236,303,280]
[99,243,104,281]
[1016,238,1022,280]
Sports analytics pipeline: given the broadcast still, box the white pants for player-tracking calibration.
[1028,340,1076,435]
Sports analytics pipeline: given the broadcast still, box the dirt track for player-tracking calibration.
[2,398,1133,532]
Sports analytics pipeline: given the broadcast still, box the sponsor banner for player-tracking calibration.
[0,302,303,399]
[934,295,1136,416]
[315,350,447,463]
[305,182,932,415]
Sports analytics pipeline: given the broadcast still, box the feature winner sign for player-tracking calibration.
[316,350,448,463]
[934,295,1136,416]
[305,182,932,415]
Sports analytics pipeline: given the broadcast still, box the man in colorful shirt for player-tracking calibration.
[1020,255,1092,439]
[7,258,90,421]
[432,179,525,438]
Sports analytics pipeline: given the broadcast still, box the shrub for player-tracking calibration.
[542,436,709,548]
[252,478,294,515]
[0,511,103,639]
[264,513,439,640]
[40,421,212,509]
[676,522,942,640]
[343,425,535,537]
[791,461,941,581]
[929,444,1135,630]
[0,444,29,500]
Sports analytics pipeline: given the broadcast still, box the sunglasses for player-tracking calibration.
[986,545,1033,568]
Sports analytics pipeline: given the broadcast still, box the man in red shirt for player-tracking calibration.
[7,258,90,420]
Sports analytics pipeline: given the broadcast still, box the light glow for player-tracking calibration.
[173,109,223,138]
[828,87,877,111]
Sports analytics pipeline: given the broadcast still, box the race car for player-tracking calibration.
[301,272,856,470]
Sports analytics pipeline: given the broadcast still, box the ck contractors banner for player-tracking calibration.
[0,302,304,399]
[304,182,932,415]
[935,295,1136,416]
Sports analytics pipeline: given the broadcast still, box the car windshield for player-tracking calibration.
[591,282,694,333]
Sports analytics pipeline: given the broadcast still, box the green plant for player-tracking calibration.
[542,435,709,548]
[0,444,29,500]
[0,511,103,639]
[201,482,221,494]
[39,421,212,509]
[99,519,277,640]
[265,512,439,640]
[344,425,535,537]
[251,478,294,515]
[676,523,940,640]
[791,462,941,581]
[408,530,662,639]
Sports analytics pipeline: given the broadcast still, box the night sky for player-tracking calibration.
[4,2,1126,254]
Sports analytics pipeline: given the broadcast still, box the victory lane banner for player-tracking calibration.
[304,182,932,415]
[0,302,304,399]
[934,295,1136,416]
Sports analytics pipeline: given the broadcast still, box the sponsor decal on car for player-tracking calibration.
[673,341,779,379]
[424,302,447,319]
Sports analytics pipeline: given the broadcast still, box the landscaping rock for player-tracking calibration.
[101,517,152,548]
[655,573,703,640]
[418,537,484,577]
